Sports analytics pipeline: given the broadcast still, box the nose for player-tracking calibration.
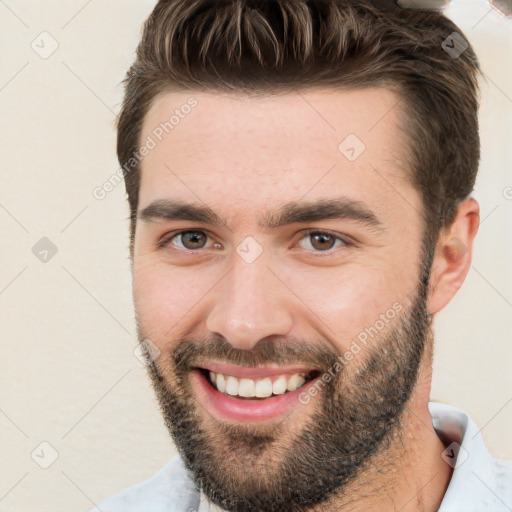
[205,252,294,351]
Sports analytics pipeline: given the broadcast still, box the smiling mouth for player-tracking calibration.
[196,367,320,400]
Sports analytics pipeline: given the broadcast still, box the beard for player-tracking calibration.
[136,252,433,512]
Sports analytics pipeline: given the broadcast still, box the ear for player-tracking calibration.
[427,197,480,314]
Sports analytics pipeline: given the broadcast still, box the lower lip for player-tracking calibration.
[190,369,319,423]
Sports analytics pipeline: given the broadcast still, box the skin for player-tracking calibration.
[131,88,480,511]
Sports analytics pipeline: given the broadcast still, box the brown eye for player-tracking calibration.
[299,231,345,252]
[170,230,209,250]
[311,233,335,251]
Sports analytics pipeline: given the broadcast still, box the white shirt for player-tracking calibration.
[91,402,512,512]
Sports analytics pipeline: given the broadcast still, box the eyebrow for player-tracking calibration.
[138,197,384,232]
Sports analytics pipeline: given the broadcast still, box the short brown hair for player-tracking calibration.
[117,0,481,247]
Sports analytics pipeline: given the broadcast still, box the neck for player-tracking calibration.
[310,347,452,512]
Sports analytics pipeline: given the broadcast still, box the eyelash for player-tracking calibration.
[158,229,353,256]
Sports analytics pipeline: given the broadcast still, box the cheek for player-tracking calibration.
[281,258,416,352]
[132,260,208,343]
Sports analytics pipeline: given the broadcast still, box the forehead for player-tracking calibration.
[137,87,415,221]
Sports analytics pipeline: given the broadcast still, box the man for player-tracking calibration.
[92,1,511,511]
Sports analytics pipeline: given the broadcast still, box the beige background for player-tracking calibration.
[0,1,511,510]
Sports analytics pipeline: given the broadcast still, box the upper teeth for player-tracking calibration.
[209,372,307,398]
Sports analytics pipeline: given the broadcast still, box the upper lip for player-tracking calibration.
[197,361,318,379]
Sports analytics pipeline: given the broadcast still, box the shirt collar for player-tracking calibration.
[198,490,228,512]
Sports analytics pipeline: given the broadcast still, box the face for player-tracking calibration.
[132,88,432,511]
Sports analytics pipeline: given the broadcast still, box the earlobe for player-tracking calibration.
[427,198,480,314]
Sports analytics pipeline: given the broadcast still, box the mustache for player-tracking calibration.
[170,333,340,374]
